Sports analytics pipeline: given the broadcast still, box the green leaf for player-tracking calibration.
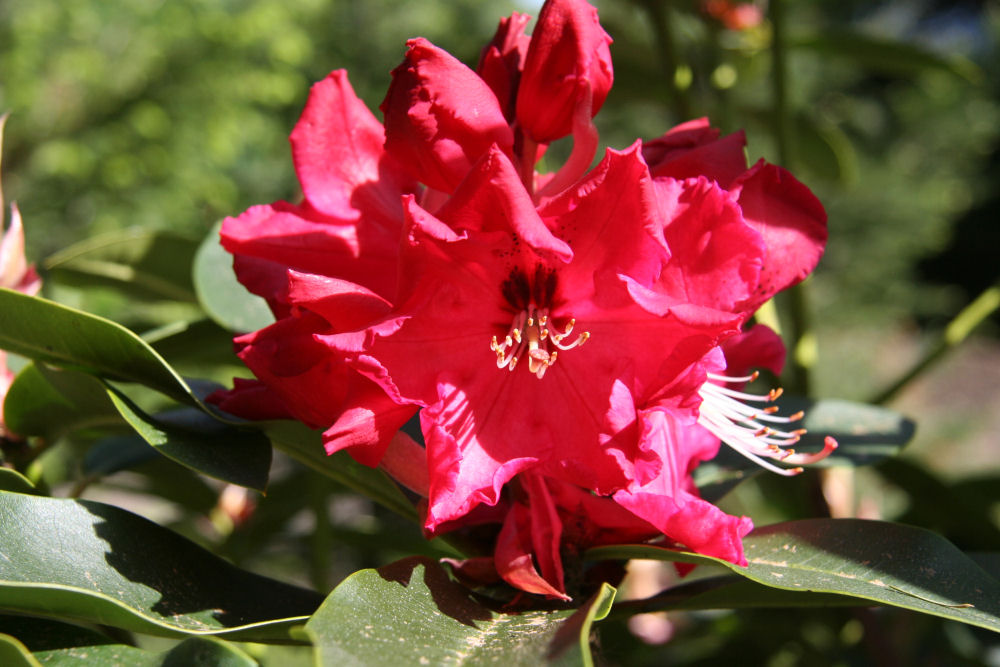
[0,634,41,667]
[3,363,121,441]
[107,390,271,492]
[304,556,615,666]
[43,228,200,303]
[0,468,38,495]
[1,615,259,666]
[0,490,322,640]
[791,28,981,82]
[0,289,197,406]
[792,398,916,468]
[694,398,914,502]
[611,574,868,616]
[193,221,274,333]
[264,420,417,522]
[587,519,1000,633]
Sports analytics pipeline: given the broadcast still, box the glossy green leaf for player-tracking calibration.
[0,289,196,406]
[1,615,258,666]
[264,420,417,522]
[305,556,615,666]
[107,391,271,492]
[193,221,274,333]
[0,490,322,640]
[43,228,200,303]
[611,574,867,617]
[587,519,1000,633]
[791,29,981,82]
[0,469,38,495]
[0,634,40,667]
[3,363,121,441]
[694,398,914,502]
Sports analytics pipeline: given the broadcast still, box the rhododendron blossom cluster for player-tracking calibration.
[211,0,831,599]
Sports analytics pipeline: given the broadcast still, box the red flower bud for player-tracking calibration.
[515,0,613,143]
[382,38,514,193]
[477,12,532,122]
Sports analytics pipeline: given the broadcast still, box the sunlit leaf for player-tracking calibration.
[0,491,322,640]
[107,390,271,492]
[587,519,1000,633]
[193,221,274,333]
[305,556,615,666]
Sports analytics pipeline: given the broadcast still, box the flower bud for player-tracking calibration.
[477,12,532,122]
[382,38,514,194]
[515,0,613,143]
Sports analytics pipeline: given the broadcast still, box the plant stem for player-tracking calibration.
[872,283,1000,405]
[769,0,813,395]
[640,0,692,121]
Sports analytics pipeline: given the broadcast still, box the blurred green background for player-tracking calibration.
[2,0,1000,663]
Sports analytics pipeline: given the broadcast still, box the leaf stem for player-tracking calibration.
[872,283,1000,404]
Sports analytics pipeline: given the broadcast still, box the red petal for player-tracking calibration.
[652,176,765,312]
[720,324,786,378]
[643,120,748,189]
[613,408,753,565]
[477,12,532,121]
[494,500,570,600]
[382,39,513,193]
[221,202,399,300]
[291,70,417,222]
[732,161,828,312]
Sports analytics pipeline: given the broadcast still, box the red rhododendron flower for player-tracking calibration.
[211,0,833,600]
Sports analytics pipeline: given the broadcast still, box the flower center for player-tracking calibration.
[697,371,837,475]
[490,265,589,379]
[491,305,589,378]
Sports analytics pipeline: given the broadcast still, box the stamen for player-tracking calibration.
[491,305,588,378]
[697,371,837,474]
